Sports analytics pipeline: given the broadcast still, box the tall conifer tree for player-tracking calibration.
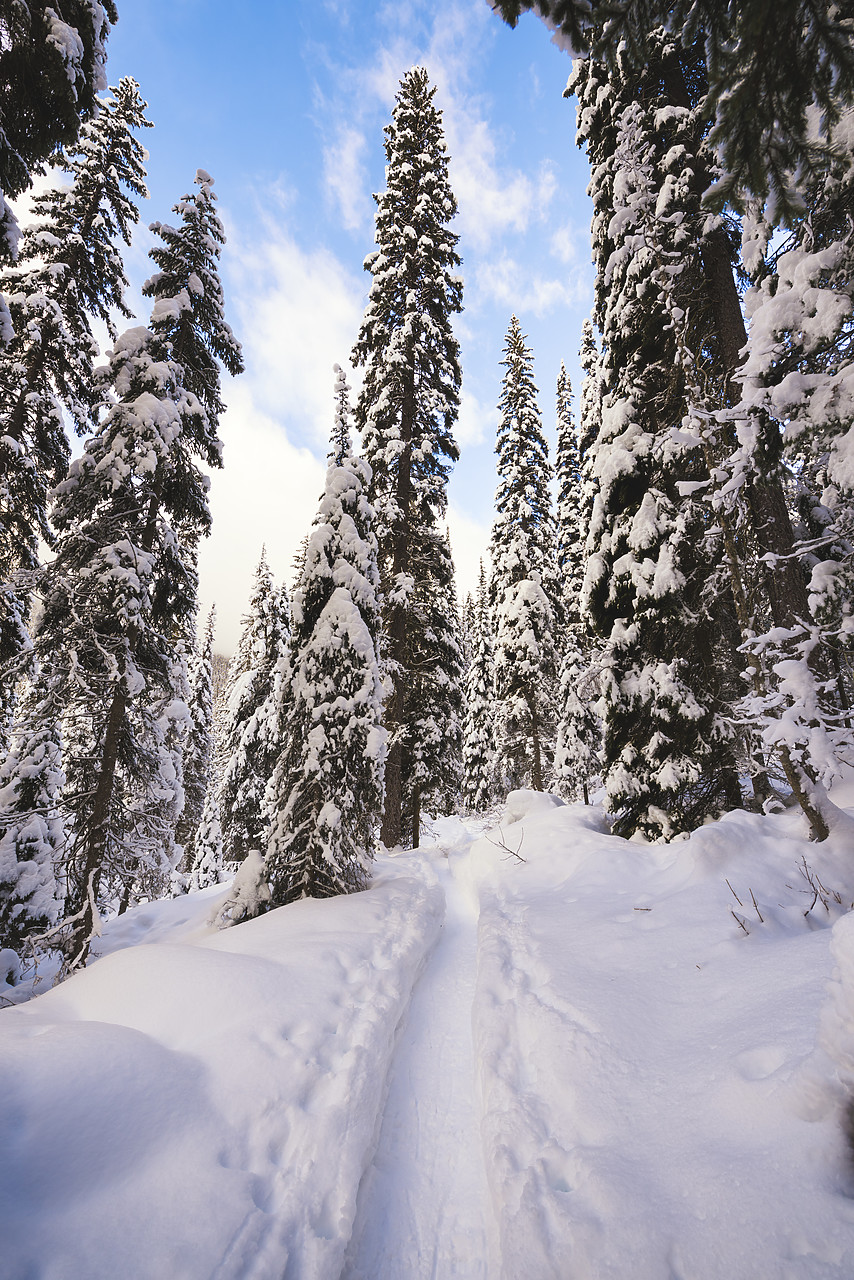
[403,528,464,842]
[494,0,854,219]
[0,79,151,742]
[218,551,288,862]
[570,36,741,839]
[29,169,242,968]
[462,562,497,812]
[352,66,462,849]
[490,317,558,792]
[266,456,385,903]
[0,1,117,273]
[176,606,216,874]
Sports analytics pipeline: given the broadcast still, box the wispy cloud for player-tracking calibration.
[323,125,373,233]
[474,250,590,317]
[224,189,365,450]
[197,190,367,650]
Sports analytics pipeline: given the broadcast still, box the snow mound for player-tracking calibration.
[0,856,443,1280]
[4,801,854,1278]
[503,787,564,824]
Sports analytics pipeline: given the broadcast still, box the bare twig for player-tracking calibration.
[749,888,764,923]
[726,879,743,907]
[486,826,527,863]
[731,910,750,936]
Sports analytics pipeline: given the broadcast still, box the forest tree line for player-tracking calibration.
[1,2,853,987]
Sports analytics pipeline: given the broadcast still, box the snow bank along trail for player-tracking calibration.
[344,817,498,1280]
[0,860,444,1280]
[470,793,854,1280]
[5,793,854,1279]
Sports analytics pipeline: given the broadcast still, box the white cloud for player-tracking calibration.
[474,250,589,317]
[456,386,497,449]
[323,125,373,233]
[224,193,366,450]
[550,218,586,265]
[447,500,490,599]
[198,382,325,655]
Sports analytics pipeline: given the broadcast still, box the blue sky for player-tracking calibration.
[104,0,595,650]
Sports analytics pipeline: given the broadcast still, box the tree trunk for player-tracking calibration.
[380,363,415,848]
[411,785,421,850]
[64,680,127,970]
[527,688,544,791]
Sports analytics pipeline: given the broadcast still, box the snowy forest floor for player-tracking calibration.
[5,790,854,1279]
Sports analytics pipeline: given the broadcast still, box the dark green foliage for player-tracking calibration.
[0,1,118,248]
[266,458,384,903]
[490,317,558,792]
[493,0,854,219]
[352,66,463,848]
[0,80,151,726]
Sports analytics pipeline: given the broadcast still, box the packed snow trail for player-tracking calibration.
[5,793,854,1279]
[343,819,498,1280]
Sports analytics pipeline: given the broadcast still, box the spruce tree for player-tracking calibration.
[143,170,243,428]
[329,362,354,467]
[403,527,464,842]
[34,322,202,968]
[176,606,216,873]
[493,0,854,218]
[462,562,497,812]
[266,456,385,904]
[0,79,151,738]
[552,359,601,803]
[218,551,288,862]
[0,1,117,266]
[352,66,462,849]
[577,319,602,547]
[0,676,64,968]
[727,110,854,818]
[569,35,742,840]
[189,789,225,892]
[490,317,558,793]
[31,169,242,968]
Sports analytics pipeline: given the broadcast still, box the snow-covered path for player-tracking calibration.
[5,795,854,1279]
[344,826,498,1279]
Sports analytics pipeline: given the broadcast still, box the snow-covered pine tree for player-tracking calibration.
[0,79,151,742]
[175,605,216,874]
[459,590,477,674]
[494,0,854,219]
[33,322,202,969]
[555,362,581,605]
[552,648,601,805]
[403,526,464,843]
[329,362,354,467]
[142,170,243,429]
[727,105,854,826]
[352,66,462,849]
[0,1,116,270]
[218,551,289,863]
[490,316,558,793]
[266,455,385,904]
[189,788,225,892]
[0,676,64,972]
[462,561,497,812]
[552,359,601,803]
[31,169,242,968]
[569,36,740,840]
[577,319,602,557]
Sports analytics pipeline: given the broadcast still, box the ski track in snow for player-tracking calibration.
[5,795,854,1278]
[343,826,499,1280]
